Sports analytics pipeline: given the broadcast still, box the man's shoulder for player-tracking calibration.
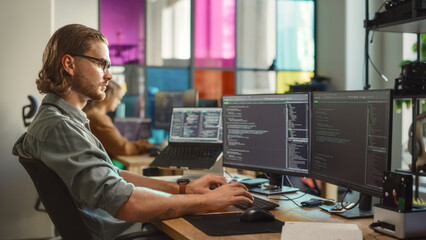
[27,105,79,140]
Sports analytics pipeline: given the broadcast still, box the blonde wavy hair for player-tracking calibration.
[36,24,108,96]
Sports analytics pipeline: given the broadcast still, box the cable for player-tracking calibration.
[267,192,307,207]
[369,54,389,82]
[339,189,362,210]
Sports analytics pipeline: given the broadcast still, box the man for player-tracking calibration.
[13,24,252,239]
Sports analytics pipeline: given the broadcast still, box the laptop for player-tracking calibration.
[150,107,223,169]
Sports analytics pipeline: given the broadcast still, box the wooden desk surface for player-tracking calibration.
[113,154,183,176]
[152,192,395,240]
[113,154,155,175]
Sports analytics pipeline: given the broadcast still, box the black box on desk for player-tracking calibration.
[382,171,413,212]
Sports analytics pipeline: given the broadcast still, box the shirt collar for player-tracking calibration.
[42,93,89,126]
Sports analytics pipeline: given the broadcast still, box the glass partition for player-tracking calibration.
[236,0,276,69]
[194,0,236,68]
[276,0,315,71]
[100,0,145,65]
[146,0,191,67]
[194,70,235,101]
[236,71,276,94]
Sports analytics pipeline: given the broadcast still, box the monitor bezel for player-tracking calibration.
[309,89,393,198]
[221,92,312,178]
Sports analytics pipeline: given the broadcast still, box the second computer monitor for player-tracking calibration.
[222,93,311,184]
[310,90,393,218]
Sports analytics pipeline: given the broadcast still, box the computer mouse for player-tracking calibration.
[149,148,161,157]
[240,207,275,222]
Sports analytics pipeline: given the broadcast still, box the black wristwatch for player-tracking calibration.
[177,178,190,194]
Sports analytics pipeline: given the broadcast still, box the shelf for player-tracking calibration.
[365,0,426,33]
[366,16,426,33]
[396,168,426,177]
[393,94,426,99]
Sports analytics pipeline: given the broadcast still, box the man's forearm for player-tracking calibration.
[116,188,209,222]
[119,170,179,194]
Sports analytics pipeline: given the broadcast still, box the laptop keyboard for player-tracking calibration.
[234,195,279,210]
[159,145,221,160]
[152,144,222,169]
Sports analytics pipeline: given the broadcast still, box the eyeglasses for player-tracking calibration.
[71,54,111,73]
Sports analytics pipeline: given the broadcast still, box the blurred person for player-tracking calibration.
[83,80,153,156]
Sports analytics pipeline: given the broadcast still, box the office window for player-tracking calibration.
[194,0,236,68]
[236,71,276,94]
[100,0,316,117]
[236,0,276,69]
[194,70,235,100]
[100,0,145,65]
[146,68,190,118]
[276,71,314,93]
[146,0,191,67]
[276,0,315,71]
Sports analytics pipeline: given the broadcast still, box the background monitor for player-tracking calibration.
[310,89,393,218]
[153,89,199,130]
[222,93,311,194]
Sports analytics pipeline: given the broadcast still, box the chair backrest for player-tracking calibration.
[19,157,92,240]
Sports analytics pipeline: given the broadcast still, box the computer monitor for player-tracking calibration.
[310,89,393,218]
[222,93,311,195]
[153,89,199,130]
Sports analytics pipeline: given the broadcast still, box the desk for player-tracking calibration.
[152,192,395,240]
[113,154,154,175]
[113,154,183,176]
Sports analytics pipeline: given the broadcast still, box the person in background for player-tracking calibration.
[13,24,252,240]
[83,80,153,156]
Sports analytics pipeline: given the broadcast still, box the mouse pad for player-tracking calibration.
[183,213,284,236]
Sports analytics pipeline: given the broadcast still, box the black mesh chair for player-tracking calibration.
[19,157,168,240]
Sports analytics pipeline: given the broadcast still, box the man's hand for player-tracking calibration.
[186,174,227,194]
[202,182,253,211]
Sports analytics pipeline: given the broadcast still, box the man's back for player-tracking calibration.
[13,93,137,240]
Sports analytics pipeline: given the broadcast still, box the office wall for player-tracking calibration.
[54,0,98,30]
[0,0,98,238]
[0,1,54,238]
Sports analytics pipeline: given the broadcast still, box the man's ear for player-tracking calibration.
[62,54,75,76]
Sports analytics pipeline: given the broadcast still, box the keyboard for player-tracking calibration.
[158,145,222,161]
[233,195,279,210]
[151,144,222,169]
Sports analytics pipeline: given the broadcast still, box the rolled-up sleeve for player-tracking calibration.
[38,119,134,217]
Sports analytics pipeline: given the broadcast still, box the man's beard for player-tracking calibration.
[72,71,106,101]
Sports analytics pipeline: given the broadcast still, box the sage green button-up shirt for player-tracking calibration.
[13,93,137,239]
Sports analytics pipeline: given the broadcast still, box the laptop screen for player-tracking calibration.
[169,107,223,143]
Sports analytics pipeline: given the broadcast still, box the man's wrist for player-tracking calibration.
[177,178,190,194]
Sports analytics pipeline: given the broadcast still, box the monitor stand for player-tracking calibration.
[334,194,373,219]
[182,155,224,180]
[248,174,299,195]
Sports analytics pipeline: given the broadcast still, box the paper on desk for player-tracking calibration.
[281,221,362,240]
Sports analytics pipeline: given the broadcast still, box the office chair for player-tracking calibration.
[22,95,38,127]
[19,157,168,240]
